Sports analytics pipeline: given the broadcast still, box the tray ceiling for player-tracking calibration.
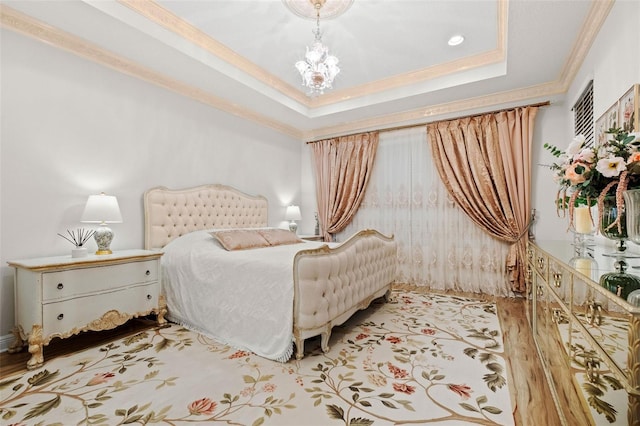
[0,0,609,140]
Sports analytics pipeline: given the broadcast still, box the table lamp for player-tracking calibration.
[81,193,123,254]
[285,205,301,234]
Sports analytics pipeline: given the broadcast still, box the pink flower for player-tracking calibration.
[386,336,402,344]
[188,397,217,415]
[628,152,640,164]
[86,372,115,386]
[240,387,254,397]
[387,362,408,379]
[228,350,251,359]
[564,162,588,185]
[448,383,472,400]
[393,383,415,394]
[421,328,436,335]
[262,383,276,392]
[355,333,369,340]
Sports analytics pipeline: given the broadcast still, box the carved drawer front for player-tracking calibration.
[534,276,549,356]
[526,245,535,263]
[42,282,160,337]
[569,319,630,425]
[42,260,158,301]
[571,276,633,393]
[535,249,548,277]
[548,259,571,305]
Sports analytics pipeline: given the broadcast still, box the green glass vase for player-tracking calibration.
[600,195,627,252]
[599,260,640,300]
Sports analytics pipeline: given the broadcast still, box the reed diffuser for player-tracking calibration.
[58,228,95,258]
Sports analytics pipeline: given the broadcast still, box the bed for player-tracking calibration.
[144,184,397,361]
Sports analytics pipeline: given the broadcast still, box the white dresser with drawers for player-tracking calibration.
[7,249,166,370]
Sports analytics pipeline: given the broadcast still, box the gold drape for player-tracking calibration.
[427,107,538,292]
[310,132,379,241]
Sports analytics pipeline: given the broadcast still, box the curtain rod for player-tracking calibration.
[306,100,551,144]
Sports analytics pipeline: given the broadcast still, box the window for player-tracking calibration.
[573,80,594,144]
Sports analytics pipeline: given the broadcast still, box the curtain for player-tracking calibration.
[310,132,379,241]
[336,127,511,296]
[427,107,538,293]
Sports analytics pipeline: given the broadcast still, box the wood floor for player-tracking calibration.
[0,294,561,426]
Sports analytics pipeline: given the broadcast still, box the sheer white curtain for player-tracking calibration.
[336,127,512,296]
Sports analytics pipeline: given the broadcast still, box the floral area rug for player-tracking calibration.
[0,291,514,425]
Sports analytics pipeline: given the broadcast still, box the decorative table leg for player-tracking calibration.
[7,325,26,354]
[26,324,45,370]
[157,294,167,325]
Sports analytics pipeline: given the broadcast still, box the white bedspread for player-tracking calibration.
[161,230,330,362]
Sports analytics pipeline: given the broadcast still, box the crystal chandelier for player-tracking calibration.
[294,1,340,96]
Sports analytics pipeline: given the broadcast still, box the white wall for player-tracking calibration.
[0,30,303,339]
[531,0,640,242]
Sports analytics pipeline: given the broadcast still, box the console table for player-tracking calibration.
[526,240,640,425]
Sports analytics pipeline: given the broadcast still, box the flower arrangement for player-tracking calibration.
[58,228,95,248]
[544,128,640,233]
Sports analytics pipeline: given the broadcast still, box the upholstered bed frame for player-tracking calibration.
[144,184,397,359]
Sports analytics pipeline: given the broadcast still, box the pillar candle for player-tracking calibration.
[574,258,592,278]
[574,206,593,234]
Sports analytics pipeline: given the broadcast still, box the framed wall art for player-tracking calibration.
[595,101,619,145]
[619,83,639,133]
[596,83,640,145]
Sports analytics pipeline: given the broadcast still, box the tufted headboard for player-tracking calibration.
[143,184,268,250]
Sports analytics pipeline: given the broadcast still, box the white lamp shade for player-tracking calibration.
[81,193,123,223]
[285,205,302,221]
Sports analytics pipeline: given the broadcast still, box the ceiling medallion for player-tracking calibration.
[283,0,354,20]
[287,0,350,96]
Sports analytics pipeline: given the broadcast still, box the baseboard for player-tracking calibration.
[0,333,13,353]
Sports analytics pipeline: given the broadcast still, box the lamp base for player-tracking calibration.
[289,221,298,234]
[94,225,114,255]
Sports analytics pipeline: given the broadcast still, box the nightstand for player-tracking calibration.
[300,234,323,241]
[7,249,166,370]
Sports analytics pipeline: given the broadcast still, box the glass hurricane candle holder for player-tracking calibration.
[571,205,595,247]
[569,245,599,281]
[624,189,640,246]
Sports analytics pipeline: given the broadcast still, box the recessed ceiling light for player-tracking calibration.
[448,35,465,46]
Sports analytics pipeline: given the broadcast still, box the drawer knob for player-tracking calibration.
[57,313,64,320]
[585,357,600,383]
[145,270,151,276]
[147,294,152,300]
[57,283,64,290]
[586,301,603,326]
[551,308,567,324]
